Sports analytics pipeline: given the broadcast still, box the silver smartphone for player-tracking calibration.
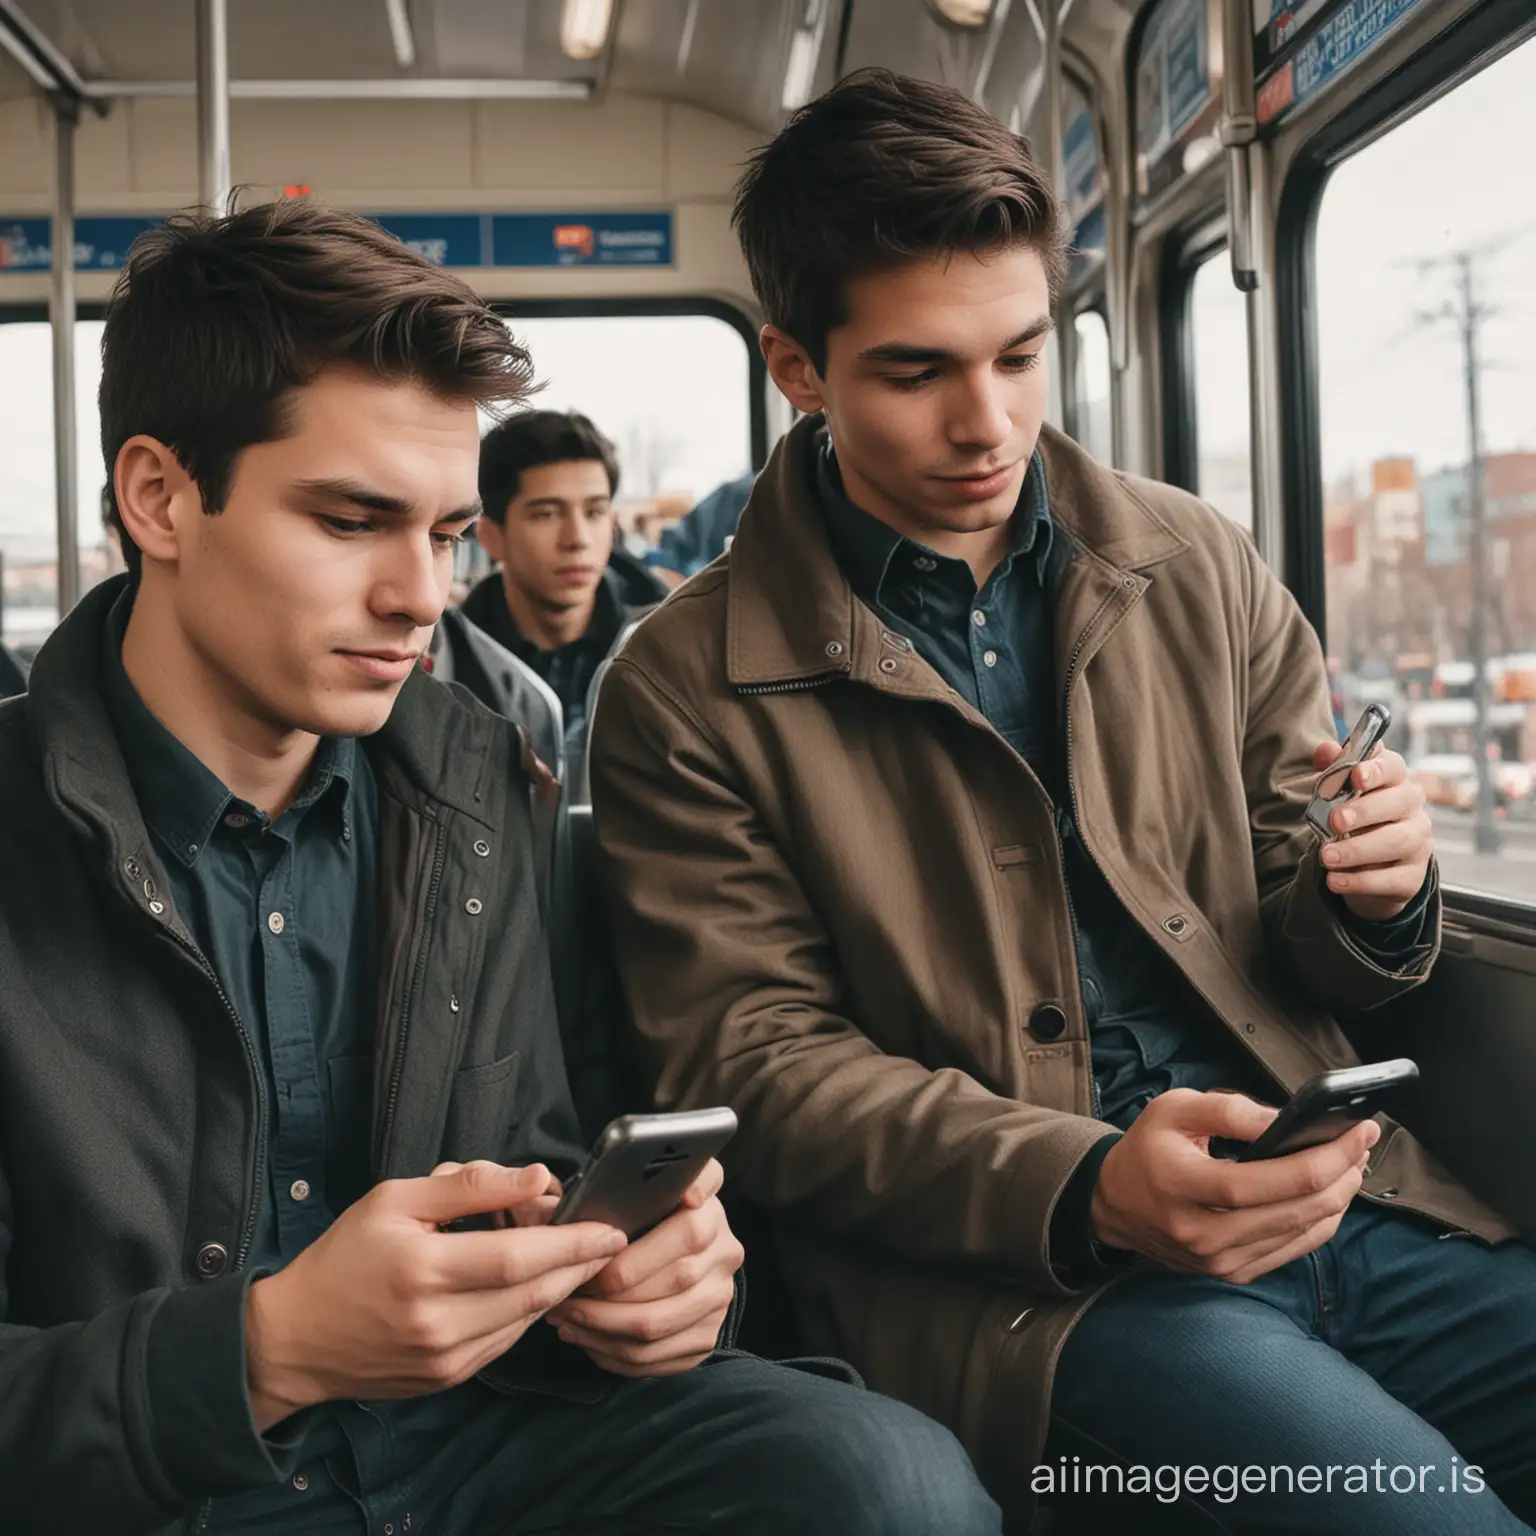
[549,1108,738,1239]
[1305,703,1392,841]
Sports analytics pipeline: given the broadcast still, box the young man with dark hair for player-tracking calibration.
[440,409,667,749]
[0,198,1000,1536]
[590,69,1536,1532]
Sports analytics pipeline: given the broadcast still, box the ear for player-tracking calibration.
[114,435,198,569]
[760,325,827,416]
[476,517,506,564]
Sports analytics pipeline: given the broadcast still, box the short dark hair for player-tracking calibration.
[478,410,620,525]
[99,199,536,578]
[733,68,1067,371]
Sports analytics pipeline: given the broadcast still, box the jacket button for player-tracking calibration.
[1028,1004,1068,1042]
[194,1242,229,1278]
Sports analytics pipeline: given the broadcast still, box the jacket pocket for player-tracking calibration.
[441,1052,521,1164]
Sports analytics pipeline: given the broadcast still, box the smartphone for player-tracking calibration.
[549,1108,738,1239]
[1235,1059,1418,1162]
[1306,703,1392,841]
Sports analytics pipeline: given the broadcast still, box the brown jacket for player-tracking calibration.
[589,417,1514,1515]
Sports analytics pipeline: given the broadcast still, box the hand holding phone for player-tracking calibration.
[1306,703,1392,841]
[1236,1058,1417,1162]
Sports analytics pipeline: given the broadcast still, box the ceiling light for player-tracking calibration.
[781,0,829,112]
[383,0,416,69]
[560,0,614,61]
[927,0,996,26]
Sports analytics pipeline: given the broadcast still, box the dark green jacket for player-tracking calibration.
[0,577,597,1535]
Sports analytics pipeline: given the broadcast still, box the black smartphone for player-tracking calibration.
[549,1108,738,1239]
[1305,703,1392,841]
[1235,1059,1418,1162]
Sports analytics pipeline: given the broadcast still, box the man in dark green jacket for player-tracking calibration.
[0,199,1000,1536]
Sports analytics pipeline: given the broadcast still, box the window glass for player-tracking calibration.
[499,313,752,561]
[1073,308,1113,466]
[0,319,112,657]
[1315,37,1536,905]
[1188,252,1253,530]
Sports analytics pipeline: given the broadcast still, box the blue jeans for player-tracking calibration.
[207,1353,1001,1534]
[1046,1206,1536,1533]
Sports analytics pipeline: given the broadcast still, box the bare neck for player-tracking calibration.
[500,570,597,653]
[120,590,320,819]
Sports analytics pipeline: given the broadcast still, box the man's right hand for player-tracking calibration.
[244,1161,626,1432]
[1090,1089,1378,1286]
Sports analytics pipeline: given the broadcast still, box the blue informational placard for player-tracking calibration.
[1062,108,1101,224]
[492,211,673,268]
[369,213,489,268]
[1133,0,1215,201]
[1257,0,1426,123]
[0,214,161,271]
[0,208,675,272]
[1069,203,1108,289]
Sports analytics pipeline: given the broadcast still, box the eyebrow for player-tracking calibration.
[856,316,1055,366]
[292,477,482,525]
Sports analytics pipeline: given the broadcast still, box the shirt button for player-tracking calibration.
[983,650,998,668]
[913,556,937,572]
[267,911,285,935]
[290,1179,311,1202]
[224,812,249,829]
[972,610,986,628]
[292,1474,309,1492]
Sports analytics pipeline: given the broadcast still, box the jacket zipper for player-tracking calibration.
[158,932,264,1536]
[378,820,448,1161]
[736,674,841,697]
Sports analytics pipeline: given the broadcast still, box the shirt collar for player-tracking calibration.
[98,589,355,868]
[815,433,1054,605]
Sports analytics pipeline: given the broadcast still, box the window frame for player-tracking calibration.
[1157,213,1226,495]
[1275,6,1536,921]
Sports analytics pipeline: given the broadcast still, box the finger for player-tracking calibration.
[1321,816,1423,870]
[1331,783,1424,836]
[395,1162,556,1226]
[440,1253,623,1368]
[1185,1118,1378,1209]
[679,1158,726,1210]
[556,1315,724,1370]
[1313,740,1344,772]
[430,1162,465,1177]
[1223,1208,1353,1287]
[1154,1088,1280,1144]
[1326,862,1429,902]
[579,1201,723,1298]
[1189,1161,1364,1272]
[430,1220,626,1293]
[549,1275,730,1345]
[1350,747,1401,793]
[509,1194,562,1230]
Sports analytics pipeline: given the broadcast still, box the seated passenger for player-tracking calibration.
[446,409,667,751]
[589,70,1536,1534]
[0,199,1001,1536]
[646,469,757,587]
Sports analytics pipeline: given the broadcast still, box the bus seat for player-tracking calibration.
[1347,944,1536,1240]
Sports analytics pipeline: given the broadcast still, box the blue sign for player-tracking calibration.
[1134,0,1214,200]
[0,215,161,271]
[1257,0,1426,123]
[1069,203,1108,289]
[491,211,673,268]
[370,213,488,268]
[1062,108,1101,224]
[0,208,674,272]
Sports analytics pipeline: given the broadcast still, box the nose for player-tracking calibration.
[559,509,592,551]
[371,531,447,631]
[948,370,1013,454]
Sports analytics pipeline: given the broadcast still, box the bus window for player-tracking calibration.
[498,313,753,561]
[1314,36,1536,907]
[1073,307,1113,466]
[0,319,114,657]
[1188,252,1253,530]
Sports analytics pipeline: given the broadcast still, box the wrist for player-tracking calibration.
[245,1273,321,1432]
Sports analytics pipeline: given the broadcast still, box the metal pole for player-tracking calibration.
[196,0,231,211]
[51,98,79,620]
[1458,252,1500,856]
[1041,1,1076,436]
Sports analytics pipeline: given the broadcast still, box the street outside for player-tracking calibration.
[1426,805,1536,906]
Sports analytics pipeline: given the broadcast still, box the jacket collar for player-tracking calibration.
[725,414,1189,689]
[27,577,500,874]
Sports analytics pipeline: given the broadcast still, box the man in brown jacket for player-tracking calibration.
[590,70,1536,1534]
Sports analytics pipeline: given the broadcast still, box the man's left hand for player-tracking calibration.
[543,1158,744,1378]
[1312,739,1433,922]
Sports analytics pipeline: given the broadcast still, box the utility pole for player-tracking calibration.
[1453,251,1501,855]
